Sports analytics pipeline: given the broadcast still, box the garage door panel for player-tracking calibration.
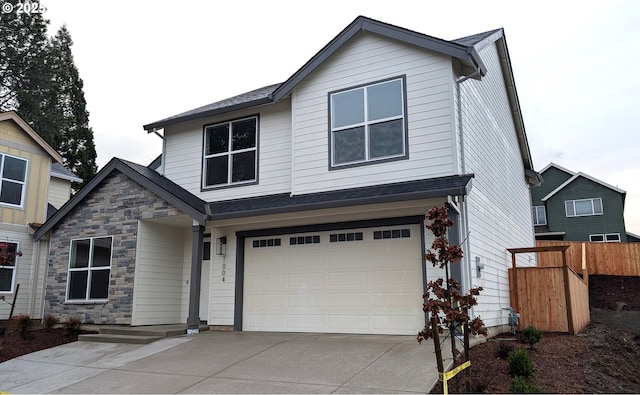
[328,314,370,331]
[287,272,324,289]
[326,293,368,309]
[287,293,323,308]
[246,273,284,290]
[286,315,324,330]
[244,225,424,335]
[245,314,284,329]
[373,314,423,331]
[326,271,369,288]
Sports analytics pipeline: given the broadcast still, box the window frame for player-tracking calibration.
[65,236,113,303]
[0,241,19,294]
[565,198,603,217]
[0,153,28,209]
[328,76,409,170]
[201,115,259,191]
[589,233,621,243]
[532,205,547,226]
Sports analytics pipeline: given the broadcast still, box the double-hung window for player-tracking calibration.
[67,236,113,301]
[0,242,19,293]
[532,206,546,226]
[203,116,258,188]
[0,153,28,208]
[329,77,407,167]
[565,198,603,217]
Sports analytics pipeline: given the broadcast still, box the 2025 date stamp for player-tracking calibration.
[1,1,47,15]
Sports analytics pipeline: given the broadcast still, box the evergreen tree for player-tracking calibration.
[1,4,97,191]
[41,26,97,189]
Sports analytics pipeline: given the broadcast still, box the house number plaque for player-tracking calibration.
[221,262,226,282]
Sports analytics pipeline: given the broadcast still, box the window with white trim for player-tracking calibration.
[565,198,603,217]
[0,242,19,293]
[203,116,257,188]
[0,154,28,207]
[67,236,113,301]
[589,233,621,243]
[330,77,407,167]
[532,206,547,226]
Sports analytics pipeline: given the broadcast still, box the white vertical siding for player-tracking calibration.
[132,221,189,325]
[458,42,536,328]
[291,32,457,194]
[162,99,292,202]
[207,227,236,326]
[47,177,72,209]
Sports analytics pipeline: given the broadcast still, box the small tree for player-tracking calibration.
[417,206,487,391]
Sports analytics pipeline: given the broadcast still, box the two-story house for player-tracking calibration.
[531,163,630,242]
[34,16,539,335]
[0,111,81,319]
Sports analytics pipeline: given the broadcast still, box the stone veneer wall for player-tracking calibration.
[45,171,185,324]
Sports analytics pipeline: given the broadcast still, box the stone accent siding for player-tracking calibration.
[44,171,185,324]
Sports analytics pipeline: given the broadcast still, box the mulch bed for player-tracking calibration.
[0,327,95,363]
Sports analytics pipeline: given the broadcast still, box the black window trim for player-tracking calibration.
[327,75,409,171]
[201,114,260,191]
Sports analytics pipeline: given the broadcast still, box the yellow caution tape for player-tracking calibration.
[439,360,471,395]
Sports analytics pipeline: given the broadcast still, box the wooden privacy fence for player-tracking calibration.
[536,240,640,276]
[507,246,590,334]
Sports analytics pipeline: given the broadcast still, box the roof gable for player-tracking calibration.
[0,111,63,163]
[541,172,626,202]
[539,162,576,177]
[34,158,207,240]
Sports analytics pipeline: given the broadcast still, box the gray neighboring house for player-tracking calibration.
[531,163,633,242]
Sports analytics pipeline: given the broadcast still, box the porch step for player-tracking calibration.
[78,333,163,344]
[78,324,210,344]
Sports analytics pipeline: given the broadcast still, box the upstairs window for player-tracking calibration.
[565,198,603,217]
[329,77,407,168]
[67,236,113,301]
[0,154,28,208]
[203,116,258,188]
[0,242,19,293]
[532,206,546,226]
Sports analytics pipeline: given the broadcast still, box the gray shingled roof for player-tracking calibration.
[207,174,474,220]
[143,83,280,131]
[34,158,208,241]
[51,162,82,182]
[142,16,501,133]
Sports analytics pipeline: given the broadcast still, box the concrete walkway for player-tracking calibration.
[0,331,457,394]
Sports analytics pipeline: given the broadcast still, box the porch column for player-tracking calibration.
[187,224,205,334]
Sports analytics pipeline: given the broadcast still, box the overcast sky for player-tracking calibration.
[41,0,640,233]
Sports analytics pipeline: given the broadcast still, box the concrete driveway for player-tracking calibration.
[0,331,447,394]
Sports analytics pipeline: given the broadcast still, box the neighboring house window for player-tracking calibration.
[0,242,19,293]
[203,116,258,188]
[565,198,603,217]
[589,233,621,243]
[67,236,113,301]
[532,206,546,226]
[329,77,407,167]
[0,153,28,207]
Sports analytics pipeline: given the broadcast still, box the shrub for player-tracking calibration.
[495,341,515,359]
[12,315,34,339]
[508,348,535,378]
[520,326,543,348]
[63,317,83,337]
[43,315,60,332]
[510,376,542,393]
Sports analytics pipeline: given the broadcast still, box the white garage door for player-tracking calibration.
[243,225,425,335]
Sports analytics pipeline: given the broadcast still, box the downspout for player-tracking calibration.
[455,70,480,309]
[151,128,166,175]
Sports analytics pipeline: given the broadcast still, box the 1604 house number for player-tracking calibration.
[221,263,226,282]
